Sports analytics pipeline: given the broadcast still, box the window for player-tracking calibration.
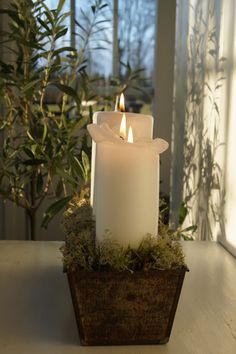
[45,0,156,114]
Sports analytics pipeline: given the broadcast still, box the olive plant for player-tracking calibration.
[0,0,98,239]
[0,0,146,240]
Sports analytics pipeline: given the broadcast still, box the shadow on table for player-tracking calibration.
[0,264,79,346]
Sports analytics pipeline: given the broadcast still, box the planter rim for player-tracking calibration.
[65,266,189,276]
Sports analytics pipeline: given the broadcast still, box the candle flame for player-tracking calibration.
[127,126,134,143]
[120,113,127,139]
[119,93,125,112]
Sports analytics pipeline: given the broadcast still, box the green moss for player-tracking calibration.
[98,231,134,272]
[61,197,187,272]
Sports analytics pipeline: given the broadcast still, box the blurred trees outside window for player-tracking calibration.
[45,0,156,114]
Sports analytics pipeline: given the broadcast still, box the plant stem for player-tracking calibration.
[28,209,36,241]
[29,173,36,240]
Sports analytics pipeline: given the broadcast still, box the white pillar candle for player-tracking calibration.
[90,111,154,212]
[88,124,168,248]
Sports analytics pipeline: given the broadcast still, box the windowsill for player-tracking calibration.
[0,240,235,353]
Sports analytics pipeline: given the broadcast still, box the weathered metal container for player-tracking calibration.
[67,268,188,345]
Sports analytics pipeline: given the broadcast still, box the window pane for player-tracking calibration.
[44,0,156,113]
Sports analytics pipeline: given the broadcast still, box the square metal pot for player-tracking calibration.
[67,268,188,345]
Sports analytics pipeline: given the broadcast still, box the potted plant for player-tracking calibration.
[61,196,189,345]
[0,0,145,239]
[0,0,119,239]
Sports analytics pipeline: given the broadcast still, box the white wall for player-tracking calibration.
[218,0,236,256]
[173,0,236,256]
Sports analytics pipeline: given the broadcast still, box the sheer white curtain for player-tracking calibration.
[172,0,236,256]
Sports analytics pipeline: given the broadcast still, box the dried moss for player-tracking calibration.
[136,235,186,270]
[63,196,95,235]
[61,197,187,273]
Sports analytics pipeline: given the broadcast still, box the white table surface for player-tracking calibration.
[0,241,235,354]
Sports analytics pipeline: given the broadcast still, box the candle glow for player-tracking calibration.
[127,126,134,143]
[120,113,127,140]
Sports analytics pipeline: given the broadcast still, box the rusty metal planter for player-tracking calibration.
[67,268,188,346]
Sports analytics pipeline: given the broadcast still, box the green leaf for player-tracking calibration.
[89,105,93,122]
[77,63,87,72]
[0,121,8,131]
[31,144,38,155]
[56,168,78,186]
[22,147,34,159]
[37,17,50,31]
[41,195,72,229]
[179,203,188,226]
[56,0,66,15]
[52,46,76,57]
[181,225,198,233]
[69,117,88,136]
[82,151,90,182]
[54,28,68,41]
[41,5,54,26]
[27,131,35,142]
[53,83,81,109]
[23,79,41,93]
[42,123,47,143]
[71,156,85,181]
[57,11,71,25]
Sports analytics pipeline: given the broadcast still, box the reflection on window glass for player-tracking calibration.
[44,0,156,114]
